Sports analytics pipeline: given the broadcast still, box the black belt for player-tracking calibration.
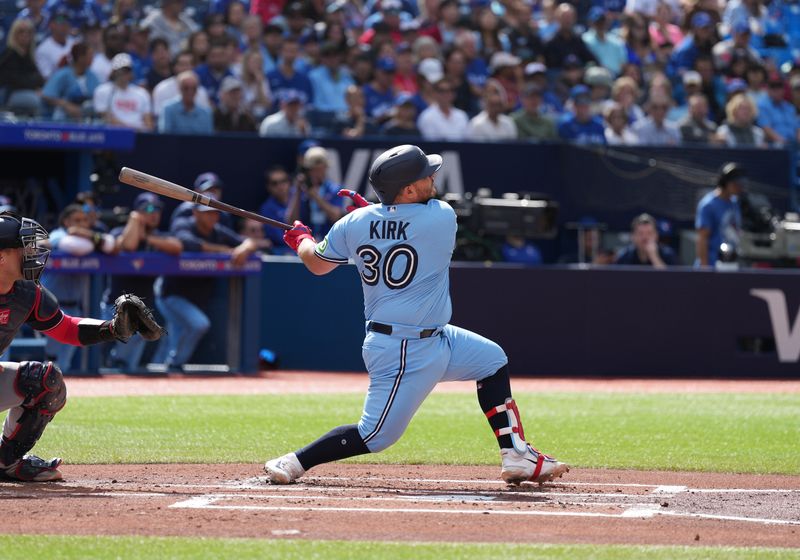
[368,321,438,339]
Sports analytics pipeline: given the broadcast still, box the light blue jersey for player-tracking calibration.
[315,199,457,328]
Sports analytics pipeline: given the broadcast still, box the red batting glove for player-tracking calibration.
[337,189,371,213]
[283,220,314,253]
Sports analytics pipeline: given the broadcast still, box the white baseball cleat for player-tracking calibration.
[264,452,305,484]
[500,444,569,485]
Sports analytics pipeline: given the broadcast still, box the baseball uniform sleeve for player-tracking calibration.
[314,214,350,263]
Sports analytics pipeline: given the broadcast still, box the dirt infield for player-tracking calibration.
[12,373,797,548]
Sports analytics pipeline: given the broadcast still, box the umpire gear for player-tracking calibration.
[368,145,443,205]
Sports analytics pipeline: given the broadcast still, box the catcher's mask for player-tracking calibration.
[0,213,51,283]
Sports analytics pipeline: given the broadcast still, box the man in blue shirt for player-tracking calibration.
[41,42,99,120]
[670,12,716,77]
[194,40,233,106]
[695,163,744,267]
[159,71,214,134]
[259,165,297,254]
[308,42,354,114]
[363,56,397,121]
[557,85,606,144]
[266,38,313,110]
[757,76,799,146]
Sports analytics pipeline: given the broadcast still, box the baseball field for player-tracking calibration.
[2,372,798,559]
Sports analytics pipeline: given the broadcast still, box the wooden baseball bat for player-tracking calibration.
[118,167,292,231]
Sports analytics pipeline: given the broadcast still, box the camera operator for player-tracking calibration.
[293,147,345,240]
[695,162,744,268]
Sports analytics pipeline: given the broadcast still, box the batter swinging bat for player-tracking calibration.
[118,167,292,231]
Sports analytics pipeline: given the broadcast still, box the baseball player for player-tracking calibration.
[265,145,569,486]
[0,212,163,481]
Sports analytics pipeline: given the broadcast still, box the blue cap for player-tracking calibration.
[570,84,591,102]
[691,12,712,28]
[134,192,163,211]
[394,92,415,106]
[732,20,750,34]
[396,41,412,54]
[725,78,747,94]
[193,172,223,192]
[587,6,606,23]
[298,139,320,155]
[280,89,305,103]
[376,56,396,72]
[563,53,582,69]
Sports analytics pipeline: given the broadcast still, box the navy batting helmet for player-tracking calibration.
[368,145,443,205]
[717,162,746,188]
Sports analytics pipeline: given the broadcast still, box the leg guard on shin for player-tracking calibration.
[0,361,67,467]
[485,398,528,454]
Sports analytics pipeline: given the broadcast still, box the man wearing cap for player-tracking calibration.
[512,83,557,140]
[557,84,605,144]
[523,62,563,116]
[544,3,597,69]
[418,77,470,140]
[159,70,214,134]
[670,12,717,76]
[382,92,421,136]
[34,7,76,79]
[756,75,799,146]
[488,52,522,110]
[42,42,100,121]
[258,89,309,135]
[363,56,398,121]
[581,7,626,76]
[695,163,744,267]
[93,52,153,130]
[47,0,104,34]
[154,196,259,370]
[467,78,517,140]
[103,193,182,371]
[214,75,258,132]
[266,37,313,110]
[359,0,408,45]
[141,0,199,57]
[678,93,717,144]
[170,172,233,229]
[712,20,762,73]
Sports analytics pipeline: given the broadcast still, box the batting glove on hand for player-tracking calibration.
[283,220,314,253]
[337,189,371,213]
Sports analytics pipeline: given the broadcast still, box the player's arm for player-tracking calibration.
[284,221,339,275]
[146,233,183,255]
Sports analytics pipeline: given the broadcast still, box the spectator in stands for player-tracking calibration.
[154,196,258,371]
[239,49,272,120]
[282,1,311,41]
[74,190,109,232]
[144,37,174,91]
[716,93,766,147]
[790,76,800,115]
[544,4,596,69]
[214,76,258,132]
[522,62,562,117]
[670,12,716,76]
[141,0,199,57]
[619,13,656,72]
[0,19,45,116]
[258,90,309,136]
[558,85,606,144]
[694,54,726,122]
[502,234,543,266]
[632,94,680,145]
[329,84,375,137]
[610,76,644,124]
[512,84,557,141]
[443,47,479,116]
[105,193,182,371]
[393,42,416,94]
[187,30,210,65]
[127,23,152,82]
[35,7,76,79]
[153,51,212,116]
[712,21,762,73]
[584,65,613,116]
[238,217,273,254]
[381,92,420,136]
[503,1,544,62]
[678,93,717,144]
[42,42,99,121]
[467,78,517,141]
[363,56,397,122]
[266,37,312,107]
[295,147,346,238]
[16,0,51,44]
[159,70,214,134]
[757,75,799,147]
[603,101,637,145]
[309,42,354,115]
[414,57,443,112]
[259,165,298,253]
[695,163,744,267]
[195,40,235,105]
[251,0,286,26]
[614,213,676,268]
[418,77,469,140]
[582,7,626,76]
[649,2,684,52]
[90,23,127,83]
[453,30,488,96]
[204,12,228,42]
[552,53,584,106]
[261,23,284,74]
[111,0,143,27]
[43,204,115,371]
[487,52,521,111]
[93,53,154,131]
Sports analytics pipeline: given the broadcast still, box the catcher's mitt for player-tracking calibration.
[111,294,165,342]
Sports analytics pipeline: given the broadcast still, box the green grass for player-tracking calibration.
[1,536,798,560]
[34,391,800,474]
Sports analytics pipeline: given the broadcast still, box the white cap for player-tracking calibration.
[489,51,521,73]
[418,58,444,84]
[110,52,133,72]
[682,70,702,85]
[524,62,547,76]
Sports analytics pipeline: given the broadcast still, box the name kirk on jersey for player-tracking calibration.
[369,220,409,240]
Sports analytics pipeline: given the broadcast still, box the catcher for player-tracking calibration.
[0,212,163,481]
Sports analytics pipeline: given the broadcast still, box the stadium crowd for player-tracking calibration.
[1,0,800,145]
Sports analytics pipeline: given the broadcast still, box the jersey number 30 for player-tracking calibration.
[356,244,418,289]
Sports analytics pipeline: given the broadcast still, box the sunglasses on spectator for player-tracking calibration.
[139,204,160,214]
[269,176,290,185]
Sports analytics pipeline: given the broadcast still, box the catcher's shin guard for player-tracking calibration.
[0,361,67,468]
